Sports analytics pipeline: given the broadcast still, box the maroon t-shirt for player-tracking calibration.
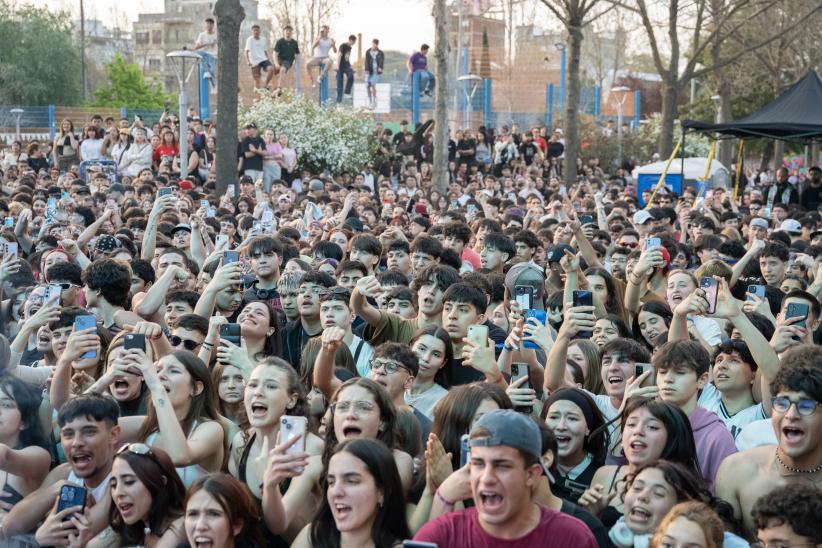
[414,505,597,548]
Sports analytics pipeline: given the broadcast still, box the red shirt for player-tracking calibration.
[414,505,597,548]
[152,144,179,163]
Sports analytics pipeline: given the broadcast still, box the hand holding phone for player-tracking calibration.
[515,285,534,311]
[572,290,594,338]
[74,315,98,359]
[700,277,718,314]
[280,416,308,455]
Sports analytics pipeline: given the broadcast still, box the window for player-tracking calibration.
[136,32,149,45]
[149,58,162,71]
[152,30,162,44]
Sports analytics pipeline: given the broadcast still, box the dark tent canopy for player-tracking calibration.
[683,70,822,142]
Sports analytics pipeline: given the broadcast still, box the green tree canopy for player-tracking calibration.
[0,1,82,105]
[90,54,170,109]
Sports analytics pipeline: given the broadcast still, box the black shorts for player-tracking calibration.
[279,59,294,70]
[252,60,273,76]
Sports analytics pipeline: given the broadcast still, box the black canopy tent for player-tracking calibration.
[682,70,822,142]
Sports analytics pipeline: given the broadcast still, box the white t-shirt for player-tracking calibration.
[244,35,269,66]
[405,383,448,421]
[734,418,776,451]
[688,315,723,346]
[196,30,218,56]
[349,335,375,378]
[697,383,767,440]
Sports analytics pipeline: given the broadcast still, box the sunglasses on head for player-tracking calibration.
[117,442,156,458]
[168,335,201,351]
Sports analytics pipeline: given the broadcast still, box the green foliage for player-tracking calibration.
[241,90,376,175]
[0,1,82,105]
[90,54,170,109]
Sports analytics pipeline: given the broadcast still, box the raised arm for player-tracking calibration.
[134,265,188,320]
[624,245,664,315]
[141,194,178,262]
[544,304,595,392]
[731,238,765,288]
[313,327,345,400]
[194,261,243,318]
[350,276,382,328]
[127,348,224,467]
[49,326,100,412]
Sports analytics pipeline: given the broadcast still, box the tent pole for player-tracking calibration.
[681,125,686,195]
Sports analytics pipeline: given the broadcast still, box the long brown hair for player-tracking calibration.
[137,352,224,454]
[186,473,263,547]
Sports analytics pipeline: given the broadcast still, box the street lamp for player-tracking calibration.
[610,86,631,167]
[10,109,23,141]
[166,49,200,179]
[457,74,482,129]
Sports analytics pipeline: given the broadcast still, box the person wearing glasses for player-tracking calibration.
[170,314,209,353]
[717,348,822,533]
[43,262,82,307]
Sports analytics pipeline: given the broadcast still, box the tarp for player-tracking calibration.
[682,70,822,142]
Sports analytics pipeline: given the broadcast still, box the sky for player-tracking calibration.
[29,0,435,52]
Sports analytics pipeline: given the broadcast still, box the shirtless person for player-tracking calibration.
[716,344,822,533]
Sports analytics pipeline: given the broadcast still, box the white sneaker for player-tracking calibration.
[203,71,213,80]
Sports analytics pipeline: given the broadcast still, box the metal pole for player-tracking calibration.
[634,90,641,128]
[546,83,554,128]
[179,70,189,179]
[48,106,55,140]
[594,86,601,119]
[412,71,420,126]
[483,79,491,127]
[617,100,623,167]
[455,2,462,112]
[559,48,566,113]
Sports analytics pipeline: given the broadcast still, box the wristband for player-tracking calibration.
[435,489,455,507]
[202,342,214,349]
[503,344,515,352]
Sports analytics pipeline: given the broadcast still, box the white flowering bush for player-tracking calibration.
[240,90,376,175]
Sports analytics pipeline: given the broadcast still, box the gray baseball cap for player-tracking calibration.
[470,409,541,458]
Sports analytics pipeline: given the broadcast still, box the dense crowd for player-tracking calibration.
[0,105,819,548]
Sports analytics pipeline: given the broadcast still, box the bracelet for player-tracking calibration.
[202,342,214,349]
[435,489,455,508]
[503,344,515,352]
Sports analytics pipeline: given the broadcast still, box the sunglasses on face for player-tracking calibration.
[168,335,201,351]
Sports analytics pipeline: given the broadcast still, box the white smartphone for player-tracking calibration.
[4,242,17,261]
[45,284,62,307]
[215,234,229,250]
[280,415,307,455]
[467,324,489,347]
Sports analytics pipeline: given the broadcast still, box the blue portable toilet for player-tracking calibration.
[633,157,730,208]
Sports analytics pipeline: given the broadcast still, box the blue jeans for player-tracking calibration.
[414,69,435,93]
[336,66,354,102]
[198,52,217,89]
[263,163,282,192]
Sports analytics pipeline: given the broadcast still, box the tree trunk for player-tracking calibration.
[658,79,679,157]
[563,25,583,187]
[432,0,450,196]
[213,0,245,197]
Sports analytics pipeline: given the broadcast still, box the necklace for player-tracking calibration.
[775,448,822,474]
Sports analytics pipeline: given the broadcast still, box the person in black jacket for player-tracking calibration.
[364,39,385,109]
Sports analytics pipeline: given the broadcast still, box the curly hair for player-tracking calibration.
[752,484,822,544]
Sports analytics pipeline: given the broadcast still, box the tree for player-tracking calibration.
[477,28,492,79]
[266,0,342,55]
[432,0,450,196]
[89,54,170,109]
[615,0,821,157]
[0,1,82,105]
[539,0,611,187]
[214,0,246,196]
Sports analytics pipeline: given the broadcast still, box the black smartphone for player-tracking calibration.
[402,542,439,548]
[220,323,242,346]
[572,290,593,338]
[74,315,97,360]
[515,285,534,310]
[634,362,655,385]
[512,362,530,389]
[123,333,146,352]
[459,434,470,468]
[223,250,240,264]
[57,484,87,519]
[579,214,594,225]
[785,302,809,330]
[700,277,718,314]
[747,284,766,300]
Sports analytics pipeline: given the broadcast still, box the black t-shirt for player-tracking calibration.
[547,141,564,159]
[520,142,539,165]
[338,43,352,70]
[801,184,822,211]
[281,320,321,372]
[241,136,265,172]
[560,500,610,548]
[457,138,477,164]
[274,38,299,62]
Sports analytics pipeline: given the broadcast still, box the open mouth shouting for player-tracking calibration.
[249,400,269,420]
[477,490,505,513]
[191,537,216,548]
[340,424,362,439]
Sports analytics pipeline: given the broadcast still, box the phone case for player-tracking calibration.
[281,416,308,455]
[467,325,488,347]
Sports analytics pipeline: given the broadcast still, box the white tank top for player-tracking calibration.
[315,36,334,58]
[66,470,113,504]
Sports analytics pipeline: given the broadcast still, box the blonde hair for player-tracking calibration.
[651,501,724,548]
